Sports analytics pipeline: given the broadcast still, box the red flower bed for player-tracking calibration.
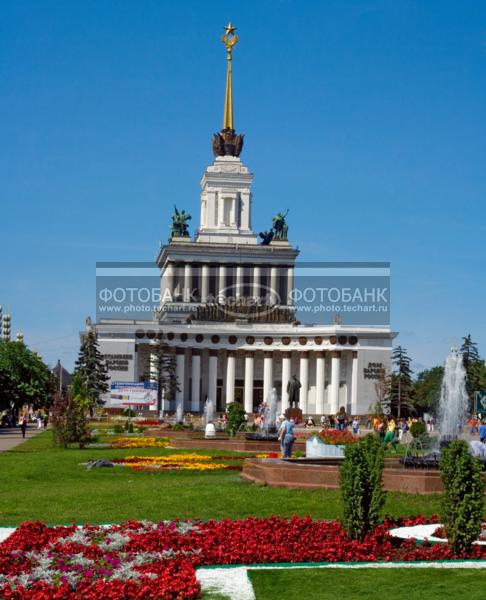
[134,419,162,426]
[320,428,358,445]
[1,514,484,599]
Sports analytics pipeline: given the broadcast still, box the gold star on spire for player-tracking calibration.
[220,23,239,130]
[224,22,237,36]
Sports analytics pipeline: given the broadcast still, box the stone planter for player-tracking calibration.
[306,434,345,458]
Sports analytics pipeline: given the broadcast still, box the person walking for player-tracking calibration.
[278,416,296,458]
[351,416,361,436]
[479,420,486,444]
[277,414,285,456]
[383,418,398,451]
[20,415,27,438]
[36,410,43,429]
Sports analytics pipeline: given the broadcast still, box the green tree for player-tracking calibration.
[74,331,109,409]
[67,376,91,448]
[440,440,484,554]
[148,342,180,412]
[226,401,246,436]
[390,346,414,418]
[51,390,70,448]
[51,374,90,449]
[413,366,444,415]
[340,435,385,540]
[0,340,52,411]
[460,335,483,411]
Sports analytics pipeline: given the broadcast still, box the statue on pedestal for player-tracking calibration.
[272,210,289,240]
[287,374,301,408]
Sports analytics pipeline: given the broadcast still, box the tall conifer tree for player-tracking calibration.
[74,330,109,408]
[390,346,414,417]
[461,334,482,411]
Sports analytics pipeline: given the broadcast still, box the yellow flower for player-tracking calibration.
[110,437,170,449]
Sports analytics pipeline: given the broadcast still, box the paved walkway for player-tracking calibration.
[0,425,47,452]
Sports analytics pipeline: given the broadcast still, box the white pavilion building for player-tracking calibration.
[91,25,396,416]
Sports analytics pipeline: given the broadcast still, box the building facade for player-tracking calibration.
[91,25,396,416]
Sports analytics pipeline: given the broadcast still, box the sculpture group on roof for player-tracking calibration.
[259,209,289,245]
[169,206,191,240]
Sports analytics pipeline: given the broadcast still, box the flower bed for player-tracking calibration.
[109,437,170,449]
[112,453,275,472]
[133,419,163,427]
[320,429,358,445]
[3,515,486,599]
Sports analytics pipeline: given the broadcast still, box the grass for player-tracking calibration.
[0,431,442,526]
[248,568,486,600]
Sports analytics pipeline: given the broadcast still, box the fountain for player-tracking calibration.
[175,403,183,424]
[400,345,482,469]
[243,346,483,494]
[438,346,469,445]
[204,398,216,438]
[246,388,279,441]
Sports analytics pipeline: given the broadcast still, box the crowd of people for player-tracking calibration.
[0,408,49,438]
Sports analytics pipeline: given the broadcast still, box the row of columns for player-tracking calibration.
[153,347,359,417]
[162,263,294,305]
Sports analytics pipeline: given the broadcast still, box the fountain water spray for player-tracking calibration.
[176,403,183,424]
[204,397,214,425]
[438,346,469,443]
[263,388,278,436]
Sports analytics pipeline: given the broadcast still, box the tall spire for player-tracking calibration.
[222,22,238,130]
[212,23,244,158]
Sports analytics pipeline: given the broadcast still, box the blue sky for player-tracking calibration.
[1,0,485,372]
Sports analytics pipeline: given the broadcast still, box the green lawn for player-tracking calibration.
[0,432,441,525]
[248,568,486,600]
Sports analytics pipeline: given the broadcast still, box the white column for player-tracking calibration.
[263,351,273,402]
[315,351,325,415]
[281,351,291,411]
[175,349,185,414]
[253,266,261,302]
[299,352,309,414]
[270,266,278,304]
[351,351,358,415]
[330,351,341,414]
[191,350,201,412]
[287,267,294,306]
[236,265,243,299]
[226,351,236,406]
[208,350,218,405]
[184,263,192,303]
[244,351,254,413]
[162,262,174,303]
[149,344,159,384]
[201,264,209,302]
[218,265,226,302]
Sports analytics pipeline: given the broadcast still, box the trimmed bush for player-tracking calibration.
[226,401,246,437]
[410,420,427,438]
[440,439,484,554]
[340,434,385,540]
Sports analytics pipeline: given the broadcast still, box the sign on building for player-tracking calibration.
[475,391,486,414]
[110,382,157,408]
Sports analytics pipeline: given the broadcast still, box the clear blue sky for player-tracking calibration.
[1,0,485,372]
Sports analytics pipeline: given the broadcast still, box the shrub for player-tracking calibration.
[340,434,385,540]
[440,439,484,554]
[226,401,246,437]
[410,420,427,438]
[113,424,123,434]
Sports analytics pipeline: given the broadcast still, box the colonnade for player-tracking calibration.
[150,346,359,417]
[161,262,294,305]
